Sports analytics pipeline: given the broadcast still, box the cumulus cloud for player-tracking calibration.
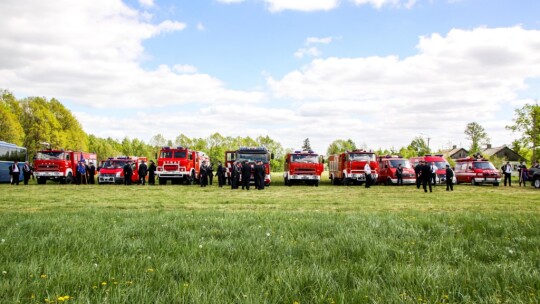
[264,0,339,12]
[294,47,322,58]
[0,0,264,108]
[306,37,334,45]
[269,26,540,150]
[138,0,154,7]
[351,0,417,9]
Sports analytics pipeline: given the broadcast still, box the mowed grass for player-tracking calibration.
[1,173,539,303]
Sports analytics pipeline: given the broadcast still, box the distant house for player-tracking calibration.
[440,146,469,160]
[482,145,525,161]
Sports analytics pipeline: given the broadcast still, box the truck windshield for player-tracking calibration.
[431,161,449,169]
[348,153,375,161]
[160,150,187,159]
[474,162,495,170]
[291,154,319,163]
[103,160,127,168]
[237,153,268,163]
[36,151,65,160]
[389,159,412,168]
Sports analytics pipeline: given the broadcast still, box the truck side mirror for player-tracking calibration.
[155,153,158,159]
[385,165,388,168]
[321,157,324,164]
[271,153,275,160]
[468,166,472,170]
[285,159,289,164]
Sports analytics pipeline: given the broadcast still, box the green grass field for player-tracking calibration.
[1,174,539,303]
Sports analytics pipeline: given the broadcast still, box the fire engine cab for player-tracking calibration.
[283,150,324,186]
[328,150,378,185]
[377,155,416,185]
[410,154,456,184]
[98,156,147,184]
[156,146,206,185]
[33,149,97,184]
[225,147,274,186]
[454,157,500,186]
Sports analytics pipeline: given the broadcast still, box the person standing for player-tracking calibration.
[430,162,437,186]
[77,161,87,185]
[253,161,261,190]
[518,161,528,187]
[138,160,148,185]
[123,161,133,185]
[364,162,372,188]
[501,161,512,186]
[148,160,157,185]
[22,161,32,185]
[10,160,21,185]
[414,161,422,189]
[200,161,208,187]
[396,163,403,186]
[216,161,225,187]
[445,164,454,191]
[257,161,265,190]
[241,161,251,190]
[421,161,432,193]
[88,162,96,184]
[207,163,214,186]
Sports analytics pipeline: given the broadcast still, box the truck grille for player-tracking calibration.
[37,164,59,171]
[164,164,178,171]
[294,168,316,175]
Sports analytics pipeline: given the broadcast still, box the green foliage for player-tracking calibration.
[506,103,540,163]
[407,137,430,156]
[0,90,24,145]
[302,138,311,151]
[326,139,356,156]
[464,122,490,154]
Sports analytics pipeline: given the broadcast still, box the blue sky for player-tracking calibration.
[1,0,540,154]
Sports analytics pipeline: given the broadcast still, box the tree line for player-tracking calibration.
[2,89,539,169]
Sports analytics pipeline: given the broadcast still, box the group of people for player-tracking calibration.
[414,161,454,193]
[121,159,156,185]
[229,160,266,190]
[8,160,32,185]
[76,160,96,184]
[501,160,538,187]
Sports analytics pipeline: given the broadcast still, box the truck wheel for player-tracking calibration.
[190,172,196,185]
[66,172,73,184]
[284,177,288,186]
[493,182,499,187]
[315,181,319,187]
[533,177,540,189]
[37,177,46,185]
[343,178,350,186]
[159,178,166,185]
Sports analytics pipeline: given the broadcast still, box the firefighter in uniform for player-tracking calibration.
[23,161,32,185]
[241,161,251,190]
[421,161,432,193]
[206,163,213,185]
[254,161,261,190]
[216,161,225,187]
[257,160,265,190]
[88,162,96,184]
[123,161,133,185]
[138,160,148,185]
[414,162,422,189]
[148,160,157,185]
[200,161,208,187]
[445,164,454,191]
[9,160,21,185]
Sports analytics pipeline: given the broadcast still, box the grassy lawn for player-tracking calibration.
[1,174,539,303]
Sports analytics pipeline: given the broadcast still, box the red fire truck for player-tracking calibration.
[454,156,500,186]
[283,150,324,186]
[328,150,378,185]
[225,147,274,186]
[98,156,148,184]
[410,154,456,184]
[156,146,207,185]
[33,149,97,184]
[377,155,416,185]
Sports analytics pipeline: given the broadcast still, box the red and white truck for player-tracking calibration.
[98,156,148,184]
[225,147,274,186]
[454,156,500,186]
[377,155,416,185]
[33,149,97,184]
[156,146,207,185]
[283,150,324,186]
[328,150,378,185]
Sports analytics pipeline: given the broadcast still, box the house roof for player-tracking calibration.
[440,147,468,157]
[482,146,525,161]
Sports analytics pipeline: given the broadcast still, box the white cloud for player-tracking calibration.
[294,47,322,58]
[264,0,339,12]
[138,0,154,7]
[197,22,205,31]
[173,64,198,74]
[351,0,417,9]
[0,0,264,108]
[269,26,540,150]
[306,37,333,45]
